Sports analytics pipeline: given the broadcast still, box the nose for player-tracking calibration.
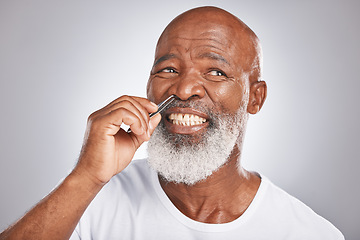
[168,71,205,101]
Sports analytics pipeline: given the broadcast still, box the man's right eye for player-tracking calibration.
[153,67,178,79]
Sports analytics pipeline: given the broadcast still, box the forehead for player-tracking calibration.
[155,20,250,66]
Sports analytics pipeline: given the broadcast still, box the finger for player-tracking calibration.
[103,95,133,109]
[104,95,158,114]
[105,100,149,132]
[105,108,146,136]
[104,96,157,130]
[126,98,153,129]
[129,113,162,148]
[131,96,158,114]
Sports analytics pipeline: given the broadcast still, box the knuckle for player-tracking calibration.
[88,108,104,122]
[114,98,135,110]
[121,100,133,108]
[120,95,131,101]
[87,111,97,122]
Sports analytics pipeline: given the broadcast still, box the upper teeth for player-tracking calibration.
[168,113,207,126]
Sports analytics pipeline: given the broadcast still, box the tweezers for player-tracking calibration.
[149,95,175,117]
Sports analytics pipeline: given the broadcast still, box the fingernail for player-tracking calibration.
[149,120,154,130]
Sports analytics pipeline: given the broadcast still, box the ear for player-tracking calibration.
[247,80,267,114]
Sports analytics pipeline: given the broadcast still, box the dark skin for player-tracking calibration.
[147,7,267,223]
[0,6,266,239]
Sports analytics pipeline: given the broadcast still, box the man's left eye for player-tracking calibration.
[209,70,227,77]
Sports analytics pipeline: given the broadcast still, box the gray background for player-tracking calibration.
[0,0,358,239]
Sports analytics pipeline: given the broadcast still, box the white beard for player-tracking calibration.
[147,101,248,185]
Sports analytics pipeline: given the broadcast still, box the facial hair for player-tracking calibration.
[147,100,248,185]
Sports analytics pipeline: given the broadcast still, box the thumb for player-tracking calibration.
[148,114,162,135]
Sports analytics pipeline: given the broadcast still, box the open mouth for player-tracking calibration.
[168,113,207,126]
[163,107,209,134]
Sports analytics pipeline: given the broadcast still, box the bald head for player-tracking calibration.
[156,6,262,83]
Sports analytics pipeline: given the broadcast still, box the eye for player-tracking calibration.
[158,68,177,73]
[153,67,178,79]
[208,70,227,77]
[204,69,231,82]
[208,69,228,77]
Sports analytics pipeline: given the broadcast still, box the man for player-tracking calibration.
[0,6,343,239]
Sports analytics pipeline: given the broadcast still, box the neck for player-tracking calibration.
[159,148,261,224]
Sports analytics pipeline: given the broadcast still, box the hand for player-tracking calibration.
[75,95,161,185]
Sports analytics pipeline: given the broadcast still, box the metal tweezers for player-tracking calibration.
[149,95,176,117]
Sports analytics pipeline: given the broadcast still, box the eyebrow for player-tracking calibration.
[199,52,230,65]
[153,54,177,67]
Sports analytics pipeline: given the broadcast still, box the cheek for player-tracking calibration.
[206,81,245,112]
[147,77,173,103]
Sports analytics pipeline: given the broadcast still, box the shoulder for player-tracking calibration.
[101,159,152,196]
[258,175,344,239]
[112,158,151,183]
[85,159,153,211]
[72,159,157,238]
[79,159,155,218]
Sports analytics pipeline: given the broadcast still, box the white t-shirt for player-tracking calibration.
[70,159,344,240]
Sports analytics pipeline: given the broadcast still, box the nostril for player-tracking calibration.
[187,95,200,101]
[173,94,199,101]
[173,95,181,100]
